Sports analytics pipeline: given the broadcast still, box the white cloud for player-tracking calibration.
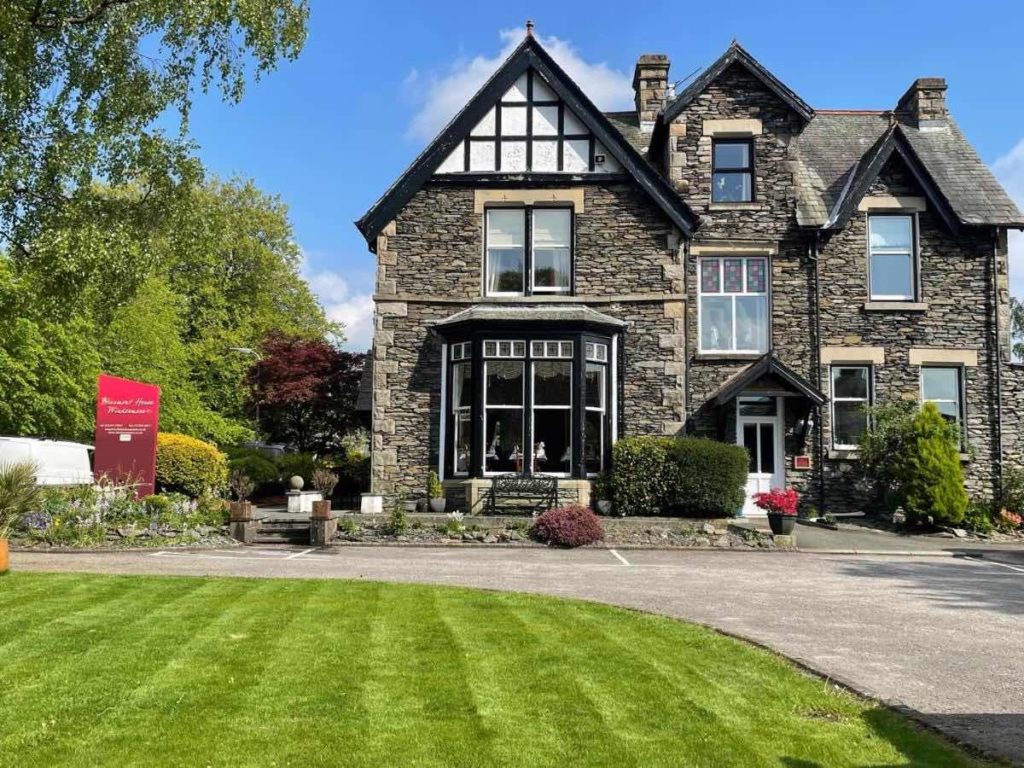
[406,28,633,142]
[993,138,1024,300]
[300,249,374,352]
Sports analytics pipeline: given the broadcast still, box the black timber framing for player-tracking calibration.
[356,35,698,249]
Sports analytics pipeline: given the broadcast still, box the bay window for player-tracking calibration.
[868,214,916,301]
[699,256,769,353]
[485,207,572,296]
[444,333,613,478]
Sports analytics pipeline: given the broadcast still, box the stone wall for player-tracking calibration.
[370,182,685,499]
[1002,364,1024,475]
[817,158,1001,508]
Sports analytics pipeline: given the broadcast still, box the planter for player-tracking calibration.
[403,499,417,513]
[595,499,613,515]
[311,500,332,519]
[429,498,447,514]
[767,513,796,535]
[0,538,8,573]
[229,501,253,522]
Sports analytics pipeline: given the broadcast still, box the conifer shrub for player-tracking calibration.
[899,403,968,525]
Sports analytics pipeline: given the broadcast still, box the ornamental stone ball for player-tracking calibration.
[289,475,304,491]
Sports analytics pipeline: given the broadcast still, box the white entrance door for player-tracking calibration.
[736,396,785,517]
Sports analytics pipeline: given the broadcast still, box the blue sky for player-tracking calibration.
[179,0,1024,349]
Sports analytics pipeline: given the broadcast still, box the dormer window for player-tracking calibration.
[712,138,754,203]
[485,207,572,296]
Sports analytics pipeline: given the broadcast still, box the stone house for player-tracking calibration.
[356,29,1024,515]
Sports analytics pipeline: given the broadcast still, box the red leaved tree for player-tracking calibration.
[246,333,366,453]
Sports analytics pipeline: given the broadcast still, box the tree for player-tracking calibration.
[0,0,308,249]
[247,334,366,454]
[1011,297,1024,361]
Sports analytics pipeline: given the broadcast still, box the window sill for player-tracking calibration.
[708,202,763,211]
[828,449,859,461]
[863,302,928,312]
[695,352,766,362]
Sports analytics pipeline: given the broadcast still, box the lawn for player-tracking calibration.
[0,573,985,767]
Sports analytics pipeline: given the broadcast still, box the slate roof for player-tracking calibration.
[791,111,1024,228]
[602,111,650,154]
[706,353,826,406]
[434,304,627,330]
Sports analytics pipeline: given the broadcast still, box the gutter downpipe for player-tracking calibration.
[992,229,1005,503]
[810,232,826,513]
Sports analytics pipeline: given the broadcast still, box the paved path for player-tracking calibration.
[12,546,1024,763]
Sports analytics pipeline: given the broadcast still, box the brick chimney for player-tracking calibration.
[896,77,948,129]
[633,54,670,131]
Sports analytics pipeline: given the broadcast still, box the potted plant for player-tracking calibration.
[427,471,446,513]
[592,472,613,515]
[310,468,339,519]
[0,462,41,573]
[753,488,799,535]
[229,470,255,521]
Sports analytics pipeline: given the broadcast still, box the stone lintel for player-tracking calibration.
[820,346,886,365]
[474,188,585,213]
[690,241,777,256]
[702,118,763,136]
[908,348,978,367]
[858,196,928,212]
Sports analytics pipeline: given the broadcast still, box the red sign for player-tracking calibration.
[94,375,161,497]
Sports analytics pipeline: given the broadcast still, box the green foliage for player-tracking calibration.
[899,404,968,525]
[388,502,409,536]
[156,433,229,498]
[962,498,995,534]
[1011,297,1024,362]
[0,462,40,538]
[610,436,674,515]
[1000,465,1024,514]
[276,452,316,485]
[665,438,747,518]
[226,451,280,487]
[856,402,919,509]
[610,436,746,517]
[427,471,443,499]
[332,451,371,498]
[0,0,308,248]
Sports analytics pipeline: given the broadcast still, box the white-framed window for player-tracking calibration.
[585,342,608,362]
[921,366,964,441]
[451,341,471,361]
[530,340,573,358]
[484,339,525,358]
[868,214,916,301]
[484,360,524,474]
[451,359,472,475]
[532,359,572,475]
[584,361,606,474]
[830,366,871,449]
[698,256,769,353]
[485,207,572,297]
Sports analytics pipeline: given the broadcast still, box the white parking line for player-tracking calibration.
[285,548,316,560]
[608,549,631,566]
[964,556,1024,574]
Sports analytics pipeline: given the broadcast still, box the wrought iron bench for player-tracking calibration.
[488,474,558,515]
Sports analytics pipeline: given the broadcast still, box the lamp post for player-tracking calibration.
[229,347,263,430]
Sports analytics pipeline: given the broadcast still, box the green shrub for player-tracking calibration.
[332,451,370,497]
[857,402,918,510]
[963,498,995,534]
[1000,466,1024,514]
[610,436,673,516]
[227,453,279,486]
[427,471,443,499]
[276,452,317,485]
[156,433,229,498]
[665,437,747,518]
[899,403,968,526]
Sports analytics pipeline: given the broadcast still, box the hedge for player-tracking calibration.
[610,435,747,517]
[156,433,229,498]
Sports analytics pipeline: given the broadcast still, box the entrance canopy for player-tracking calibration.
[706,353,826,407]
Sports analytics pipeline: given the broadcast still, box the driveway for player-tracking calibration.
[12,546,1024,764]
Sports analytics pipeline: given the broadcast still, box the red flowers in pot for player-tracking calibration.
[753,488,799,535]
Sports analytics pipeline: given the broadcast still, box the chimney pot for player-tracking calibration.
[633,54,670,131]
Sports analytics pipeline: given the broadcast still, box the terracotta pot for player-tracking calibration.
[767,513,796,535]
[0,538,9,573]
[311,500,332,519]
[229,501,253,522]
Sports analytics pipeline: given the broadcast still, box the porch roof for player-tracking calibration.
[707,353,827,406]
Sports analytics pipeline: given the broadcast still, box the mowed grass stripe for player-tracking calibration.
[0,574,991,768]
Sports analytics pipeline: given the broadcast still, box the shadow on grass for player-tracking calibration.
[780,709,1018,766]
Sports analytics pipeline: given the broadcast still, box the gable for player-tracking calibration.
[356,35,698,249]
[436,68,621,175]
